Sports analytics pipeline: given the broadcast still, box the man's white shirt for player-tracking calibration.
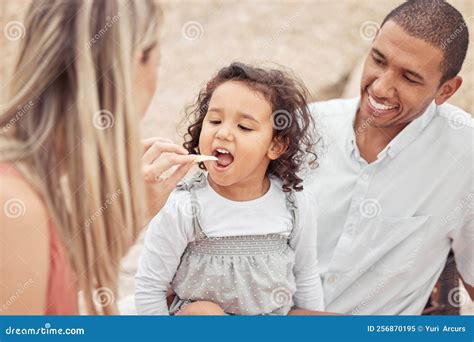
[307,97,473,314]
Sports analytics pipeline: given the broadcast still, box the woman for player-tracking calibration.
[0,0,195,314]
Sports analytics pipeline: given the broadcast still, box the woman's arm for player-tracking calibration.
[0,173,49,315]
[141,137,195,223]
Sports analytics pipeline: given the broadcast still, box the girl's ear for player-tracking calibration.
[267,136,289,160]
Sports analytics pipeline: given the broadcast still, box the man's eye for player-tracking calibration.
[238,124,253,131]
[372,56,384,65]
[403,75,418,84]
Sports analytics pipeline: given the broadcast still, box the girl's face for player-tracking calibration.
[199,81,284,188]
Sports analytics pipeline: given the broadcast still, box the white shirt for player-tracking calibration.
[307,97,473,314]
[135,174,324,314]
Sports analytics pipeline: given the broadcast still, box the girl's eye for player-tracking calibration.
[238,124,253,132]
[209,120,221,125]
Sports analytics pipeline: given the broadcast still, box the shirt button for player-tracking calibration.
[328,275,337,283]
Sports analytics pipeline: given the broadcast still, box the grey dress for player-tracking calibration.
[169,172,300,315]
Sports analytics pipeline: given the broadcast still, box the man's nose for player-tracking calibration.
[372,71,396,99]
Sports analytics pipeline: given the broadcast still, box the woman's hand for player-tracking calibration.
[142,137,195,222]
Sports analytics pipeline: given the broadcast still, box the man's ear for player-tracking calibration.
[435,76,462,105]
[267,137,289,160]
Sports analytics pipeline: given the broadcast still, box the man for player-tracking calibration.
[307,0,473,314]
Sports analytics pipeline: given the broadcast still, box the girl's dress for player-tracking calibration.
[136,171,324,315]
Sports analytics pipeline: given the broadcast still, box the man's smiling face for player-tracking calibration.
[359,20,445,128]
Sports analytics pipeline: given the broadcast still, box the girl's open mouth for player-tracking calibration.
[212,148,234,170]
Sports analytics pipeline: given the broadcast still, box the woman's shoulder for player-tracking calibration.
[0,164,49,314]
[0,164,50,236]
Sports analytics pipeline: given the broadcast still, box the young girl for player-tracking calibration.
[135,62,323,315]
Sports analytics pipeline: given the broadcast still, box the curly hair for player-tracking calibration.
[183,62,320,192]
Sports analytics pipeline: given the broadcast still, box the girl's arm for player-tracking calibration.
[135,191,193,315]
[289,190,325,312]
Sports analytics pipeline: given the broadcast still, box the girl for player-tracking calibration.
[135,62,324,315]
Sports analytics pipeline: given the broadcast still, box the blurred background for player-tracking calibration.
[1,0,473,314]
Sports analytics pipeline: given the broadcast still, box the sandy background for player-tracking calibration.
[1,0,473,314]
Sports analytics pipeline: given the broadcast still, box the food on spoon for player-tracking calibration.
[193,154,218,163]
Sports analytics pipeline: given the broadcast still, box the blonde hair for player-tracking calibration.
[0,0,161,314]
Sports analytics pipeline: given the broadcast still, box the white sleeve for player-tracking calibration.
[135,191,194,315]
[450,215,474,286]
[289,190,325,311]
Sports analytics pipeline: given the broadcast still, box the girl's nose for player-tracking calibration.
[216,125,234,141]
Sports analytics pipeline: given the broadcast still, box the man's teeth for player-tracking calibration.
[216,148,230,154]
[368,95,397,110]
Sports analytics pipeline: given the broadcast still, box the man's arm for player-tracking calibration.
[449,215,473,303]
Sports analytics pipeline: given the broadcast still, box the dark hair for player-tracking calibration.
[381,0,469,84]
[183,62,320,192]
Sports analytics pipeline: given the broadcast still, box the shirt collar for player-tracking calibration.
[386,101,437,158]
[347,97,438,160]
[346,98,360,156]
